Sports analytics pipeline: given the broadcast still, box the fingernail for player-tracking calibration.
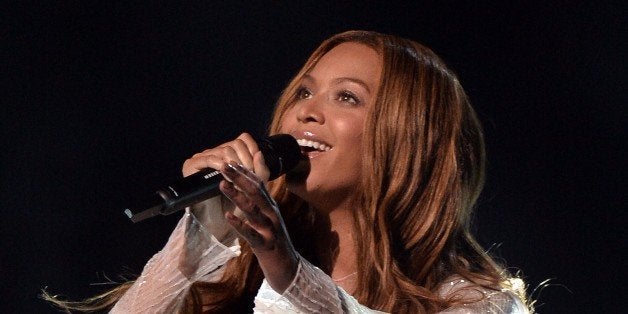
[222,163,238,181]
[222,181,236,196]
[229,163,249,177]
[225,211,238,222]
[234,163,247,173]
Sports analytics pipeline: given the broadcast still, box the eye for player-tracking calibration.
[296,86,312,100]
[337,90,360,105]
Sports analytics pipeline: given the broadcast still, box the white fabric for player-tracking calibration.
[112,197,528,313]
[254,259,386,314]
[436,277,529,314]
[111,198,240,313]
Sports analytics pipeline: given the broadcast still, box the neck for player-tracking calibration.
[311,200,358,292]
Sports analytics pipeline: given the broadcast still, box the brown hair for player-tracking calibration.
[195,30,524,312]
[45,31,527,313]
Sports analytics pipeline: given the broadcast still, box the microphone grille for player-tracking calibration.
[260,134,301,180]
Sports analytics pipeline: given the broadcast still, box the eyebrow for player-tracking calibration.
[302,74,372,94]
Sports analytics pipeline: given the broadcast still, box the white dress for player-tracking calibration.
[111,198,528,313]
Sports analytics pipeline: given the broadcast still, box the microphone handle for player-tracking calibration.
[124,168,223,223]
[123,134,301,223]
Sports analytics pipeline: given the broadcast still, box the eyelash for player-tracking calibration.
[295,86,361,105]
[296,87,312,100]
[337,90,360,105]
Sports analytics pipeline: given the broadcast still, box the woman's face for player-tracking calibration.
[280,42,382,210]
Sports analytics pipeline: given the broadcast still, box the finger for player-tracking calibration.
[221,163,278,221]
[222,163,271,201]
[216,145,243,166]
[236,133,260,157]
[193,145,241,164]
[182,154,226,177]
[183,144,241,177]
[224,211,267,248]
[220,180,274,228]
[253,151,271,182]
[222,137,254,171]
[182,134,256,177]
[183,140,249,177]
[222,163,297,254]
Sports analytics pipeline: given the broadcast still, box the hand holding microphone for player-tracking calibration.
[125,132,303,292]
[124,133,301,223]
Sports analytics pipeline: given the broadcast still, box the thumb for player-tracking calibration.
[253,151,271,182]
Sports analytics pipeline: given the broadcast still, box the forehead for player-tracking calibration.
[307,42,382,87]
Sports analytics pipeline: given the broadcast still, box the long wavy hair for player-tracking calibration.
[190,30,524,312]
[44,31,527,313]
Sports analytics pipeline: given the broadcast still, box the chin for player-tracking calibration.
[285,174,324,205]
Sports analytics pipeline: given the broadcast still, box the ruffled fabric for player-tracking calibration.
[254,260,527,314]
[436,277,529,314]
[254,258,385,314]
[112,197,528,313]
[110,198,240,313]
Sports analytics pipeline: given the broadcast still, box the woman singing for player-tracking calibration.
[47,30,531,313]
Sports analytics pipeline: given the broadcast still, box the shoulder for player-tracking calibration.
[436,276,530,314]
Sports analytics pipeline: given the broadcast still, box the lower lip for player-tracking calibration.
[302,150,328,159]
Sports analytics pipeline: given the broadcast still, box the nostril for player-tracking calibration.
[296,103,324,124]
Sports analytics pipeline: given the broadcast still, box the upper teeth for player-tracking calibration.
[297,139,331,151]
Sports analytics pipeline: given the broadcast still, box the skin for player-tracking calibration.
[182,42,382,293]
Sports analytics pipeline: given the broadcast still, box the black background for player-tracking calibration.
[2,1,625,313]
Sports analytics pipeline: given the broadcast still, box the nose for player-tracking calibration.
[296,99,325,124]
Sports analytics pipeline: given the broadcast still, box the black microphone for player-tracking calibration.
[124,134,301,223]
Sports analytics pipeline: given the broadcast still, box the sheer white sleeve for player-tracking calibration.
[253,258,528,314]
[108,195,528,313]
[253,256,385,314]
[436,277,530,314]
[111,197,241,313]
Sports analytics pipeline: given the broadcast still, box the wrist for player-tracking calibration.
[255,248,300,293]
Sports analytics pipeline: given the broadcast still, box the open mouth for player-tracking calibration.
[297,139,331,157]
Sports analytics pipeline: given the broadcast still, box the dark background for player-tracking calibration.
[2,1,625,313]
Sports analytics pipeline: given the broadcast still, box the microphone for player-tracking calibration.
[123,134,301,223]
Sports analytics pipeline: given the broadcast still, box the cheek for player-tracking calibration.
[278,109,296,133]
[333,113,367,145]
